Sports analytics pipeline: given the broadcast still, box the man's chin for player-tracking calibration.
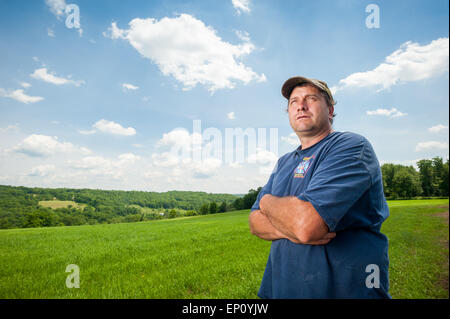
[293,127,315,134]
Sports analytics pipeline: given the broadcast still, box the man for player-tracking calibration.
[249,76,390,298]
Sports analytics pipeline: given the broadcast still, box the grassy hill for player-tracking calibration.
[0,199,448,299]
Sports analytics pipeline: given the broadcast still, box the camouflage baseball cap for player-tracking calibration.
[281,76,335,105]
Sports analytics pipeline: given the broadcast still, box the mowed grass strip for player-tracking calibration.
[0,200,448,298]
[38,200,87,210]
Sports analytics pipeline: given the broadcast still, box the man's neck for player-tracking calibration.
[297,128,334,150]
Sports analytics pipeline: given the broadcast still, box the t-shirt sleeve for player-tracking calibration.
[297,136,372,232]
[250,160,279,212]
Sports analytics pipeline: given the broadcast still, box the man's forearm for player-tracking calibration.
[249,210,297,242]
[259,194,330,243]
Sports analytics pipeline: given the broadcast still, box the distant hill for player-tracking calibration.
[0,185,238,229]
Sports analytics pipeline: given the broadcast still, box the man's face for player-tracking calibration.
[287,84,333,137]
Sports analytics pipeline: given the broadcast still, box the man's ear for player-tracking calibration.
[328,105,334,120]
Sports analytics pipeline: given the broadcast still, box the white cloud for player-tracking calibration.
[70,154,140,170]
[152,127,281,178]
[228,162,242,168]
[93,119,136,136]
[70,157,110,170]
[366,107,407,118]
[332,38,449,93]
[79,120,136,136]
[104,14,266,92]
[191,158,222,178]
[232,0,251,15]
[45,0,82,36]
[157,128,202,151]
[20,82,31,88]
[247,147,278,165]
[122,83,139,91]
[45,0,67,19]
[227,112,235,120]
[47,28,55,37]
[104,22,126,39]
[429,124,449,133]
[257,164,275,175]
[29,164,56,177]
[0,144,269,194]
[68,153,141,179]
[152,128,223,178]
[235,30,250,42]
[78,129,96,135]
[0,88,44,104]
[144,168,165,179]
[118,153,141,164]
[158,157,222,179]
[153,128,201,166]
[30,68,84,86]
[152,152,180,167]
[9,134,91,157]
[415,141,449,152]
[0,124,19,133]
[246,147,278,175]
[281,132,299,146]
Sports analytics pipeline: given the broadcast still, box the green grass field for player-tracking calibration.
[0,199,448,299]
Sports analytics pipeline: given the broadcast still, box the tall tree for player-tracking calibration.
[199,203,209,215]
[440,159,449,196]
[209,202,218,214]
[219,201,227,213]
[431,157,448,196]
[417,159,434,196]
[381,164,396,197]
[392,166,422,198]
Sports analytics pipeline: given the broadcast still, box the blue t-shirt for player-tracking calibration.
[251,131,390,299]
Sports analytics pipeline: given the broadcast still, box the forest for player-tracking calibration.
[0,187,239,229]
[0,157,447,229]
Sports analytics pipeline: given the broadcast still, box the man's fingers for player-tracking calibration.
[305,233,336,245]
[308,238,331,245]
[288,232,337,245]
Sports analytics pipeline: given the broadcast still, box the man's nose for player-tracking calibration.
[297,100,307,111]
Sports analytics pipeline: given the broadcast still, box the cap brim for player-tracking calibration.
[281,76,316,99]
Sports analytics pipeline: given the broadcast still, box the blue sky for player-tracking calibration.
[0,0,448,193]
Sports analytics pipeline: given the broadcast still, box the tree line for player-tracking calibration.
[382,157,448,199]
[0,186,237,229]
[196,188,262,215]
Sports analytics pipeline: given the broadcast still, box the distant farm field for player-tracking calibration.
[0,199,448,299]
[38,200,87,210]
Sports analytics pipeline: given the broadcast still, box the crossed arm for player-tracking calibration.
[249,194,336,245]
